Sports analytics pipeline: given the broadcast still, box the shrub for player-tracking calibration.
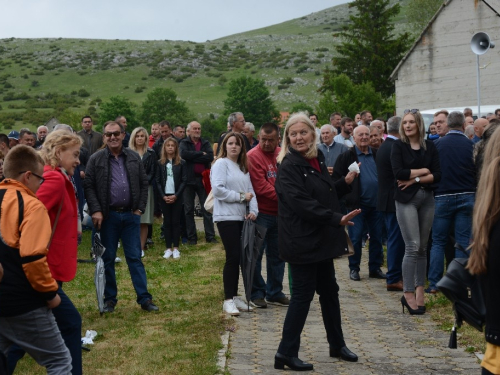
[77,89,90,97]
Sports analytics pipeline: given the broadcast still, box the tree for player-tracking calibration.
[406,0,442,37]
[98,96,139,130]
[326,0,410,97]
[140,88,192,126]
[317,74,393,122]
[289,103,314,116]
[223,77,280,126]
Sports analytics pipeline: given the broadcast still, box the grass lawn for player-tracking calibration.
[13,223,229,374]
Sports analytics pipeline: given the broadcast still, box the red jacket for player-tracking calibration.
[149,135,158,148]
[247,145,280,216]
[37,166,78,282]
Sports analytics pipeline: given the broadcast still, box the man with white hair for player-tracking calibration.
[216,112,251,154]
[334,125,386,282]
[318,124,347,175]
[35,125,48,148]
[464,125,475,140]
[243,122,259,149]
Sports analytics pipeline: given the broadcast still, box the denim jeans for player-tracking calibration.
[428,193,475,290]
[396,189,435,292]
[100,210,152,305]
[277,259,345,357]
[348,205,384,272]
[183,177,215,242]
[384,212,405,285]
[250,213,285,301]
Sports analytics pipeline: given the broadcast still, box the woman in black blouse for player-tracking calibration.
[469,127,500,375]
[391,109,441,315]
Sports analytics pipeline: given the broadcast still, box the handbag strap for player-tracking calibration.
[47,197,64,248]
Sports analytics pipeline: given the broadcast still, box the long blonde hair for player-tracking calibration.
[468,126,500,274]
[160,137,181,165]
[399,111,427,150]
[276,112,317,163]
[39,130,82,169]
[129,127,149,156]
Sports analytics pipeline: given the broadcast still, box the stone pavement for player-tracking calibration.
[225,249,480,374]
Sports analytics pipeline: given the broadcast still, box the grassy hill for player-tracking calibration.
[0,0,413,131]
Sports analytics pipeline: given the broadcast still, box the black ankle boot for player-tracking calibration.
[274,353,313,371]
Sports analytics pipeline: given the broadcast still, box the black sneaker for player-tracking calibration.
[250,298,268,308]
[146,238,154,245]
[206,238,218,244]
[103,301,116,313]
[265,296,290,306]
[141,300,159,312]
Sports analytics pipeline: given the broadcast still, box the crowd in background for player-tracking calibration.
[0,106,500,373]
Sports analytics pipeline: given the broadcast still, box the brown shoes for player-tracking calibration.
[386,280,403,291]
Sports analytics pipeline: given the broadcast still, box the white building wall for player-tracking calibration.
[394,0,500,115]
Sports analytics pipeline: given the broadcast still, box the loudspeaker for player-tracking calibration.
[471,32,495,55]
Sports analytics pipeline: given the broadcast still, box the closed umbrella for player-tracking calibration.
[93,232,106,315]
[240,206,267,311]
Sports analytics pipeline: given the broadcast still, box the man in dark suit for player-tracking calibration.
[375,116,405,291]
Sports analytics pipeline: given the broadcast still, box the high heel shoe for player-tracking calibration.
[274,353,313,371]
[418,305,426,312]
[401,296,424,315]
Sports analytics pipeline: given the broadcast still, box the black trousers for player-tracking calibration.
[160,196,183,248]
[278,259,346,357]
[217,221,243,300]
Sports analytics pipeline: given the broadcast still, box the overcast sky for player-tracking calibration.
[0,1,349,42]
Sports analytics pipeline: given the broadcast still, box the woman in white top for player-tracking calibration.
[211,132,258,316]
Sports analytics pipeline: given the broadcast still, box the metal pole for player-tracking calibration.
[476,54,481,118]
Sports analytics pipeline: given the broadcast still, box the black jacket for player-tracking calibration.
[84,147,148,218]
[141,148,157,185]
[152,137,165,160]
[391,139,441,203]
[376,137,397,212]
[275,147,351,264]
[333,146,377,210]
[481,219,500,346]
[155,159,187,198]
[179,137,214,185]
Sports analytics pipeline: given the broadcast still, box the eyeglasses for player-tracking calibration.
[104,131,123,138]
[18,171,45,185]
[404,109,419,115]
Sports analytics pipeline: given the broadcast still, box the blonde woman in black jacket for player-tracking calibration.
[155,137,187,259]
[274,112,360,372]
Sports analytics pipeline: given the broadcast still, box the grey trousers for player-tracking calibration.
[0,307,72,374]
[395,189,435,292]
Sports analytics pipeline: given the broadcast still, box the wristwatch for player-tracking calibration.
[138,209,144,214]
[415,177,420,183]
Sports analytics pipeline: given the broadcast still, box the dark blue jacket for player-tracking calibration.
[434,131,476,196]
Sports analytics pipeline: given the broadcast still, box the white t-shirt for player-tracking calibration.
[164,161,175,194]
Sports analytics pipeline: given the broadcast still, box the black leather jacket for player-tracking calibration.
[179,137,213,185]
[155,159,187,198]
[84,147,148,218]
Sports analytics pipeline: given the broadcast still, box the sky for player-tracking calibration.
[0,1,349,43]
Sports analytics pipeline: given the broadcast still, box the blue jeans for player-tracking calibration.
[100,210,152,305]
[348,205,384,272]
[384,212,405,285]
[250,213,285,301]
[428,193,474,290]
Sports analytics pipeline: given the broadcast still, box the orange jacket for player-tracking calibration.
[0,179,58,317]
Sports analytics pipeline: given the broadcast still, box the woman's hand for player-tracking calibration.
[340,209,361,226]
[344,171,359,185]
[397,179,415,190]
[244,192,253,202]
[246,212,257,221]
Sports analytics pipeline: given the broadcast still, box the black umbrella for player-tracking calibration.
[92,232,106,315]
[240,206,267,311]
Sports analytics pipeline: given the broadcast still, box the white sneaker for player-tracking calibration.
[223,299,240,316]
[233,296,253,312]
[141,250,145,258]
[163,249,173,259]
[173,249,180,259]
[115,257,122,263]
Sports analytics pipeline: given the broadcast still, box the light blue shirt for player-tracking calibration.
[334,134,354,147]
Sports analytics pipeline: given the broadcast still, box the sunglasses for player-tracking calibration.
[404,109,419,115]
[104,131,123,138]
[18,171,45,185]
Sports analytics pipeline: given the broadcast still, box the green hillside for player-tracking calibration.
[0,0,413,131]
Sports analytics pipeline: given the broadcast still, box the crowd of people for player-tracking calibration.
[0,106,500,373]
